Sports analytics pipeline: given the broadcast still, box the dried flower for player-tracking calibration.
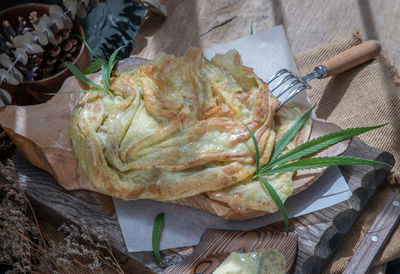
[0,159,124,273]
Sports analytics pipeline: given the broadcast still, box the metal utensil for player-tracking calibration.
[267,40,381,107]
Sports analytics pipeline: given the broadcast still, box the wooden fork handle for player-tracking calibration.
[321,40,381,77]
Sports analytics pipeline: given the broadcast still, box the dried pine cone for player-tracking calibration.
[0,0,100,85]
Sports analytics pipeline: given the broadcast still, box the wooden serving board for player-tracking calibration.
[164,229,298,273]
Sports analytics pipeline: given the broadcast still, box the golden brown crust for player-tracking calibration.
[206,102,313,214]
[70,48,280,200]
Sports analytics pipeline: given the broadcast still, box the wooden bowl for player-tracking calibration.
[0,3,90,105]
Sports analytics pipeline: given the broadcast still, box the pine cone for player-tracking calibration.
[1,0,96,84]
[36,28,81,79]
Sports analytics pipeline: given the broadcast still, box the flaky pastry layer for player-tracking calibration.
[70,48,281,201]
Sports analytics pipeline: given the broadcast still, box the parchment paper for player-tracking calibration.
[113,25,352,252]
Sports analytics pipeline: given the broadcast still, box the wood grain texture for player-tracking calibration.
[2,0,398,270]
[133,0,400,73]
[164,229,298,273]
[293,138,394,274]
[343,193,400,274]
[9,135,393,273]
[321,40,381,77]
[281,0,400,70]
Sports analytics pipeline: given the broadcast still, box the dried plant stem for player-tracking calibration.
[83,220,124,273]
[12,173,48,251]
[0,160,125,273]
[4,217,63,273]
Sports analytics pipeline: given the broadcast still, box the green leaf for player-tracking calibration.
[261,156,390,175]
[75,34,98,58]
[262,124,387,172]
[64,62,108,92]
[101,59,110,91]
[83,58,104,74]
[58,62,66,70]
[107,45,127,83]
[243,123,260,171]
[45,90,106,95]
[250,23,254,35]
[152,212,168,266]
[257,175,288,232]
[270,107,314,162]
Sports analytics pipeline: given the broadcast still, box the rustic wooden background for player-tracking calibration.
[10,137,393,273]
[132,0,400,74]
[3,1,399,273]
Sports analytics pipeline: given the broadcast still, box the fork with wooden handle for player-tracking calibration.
[268,40,381,107]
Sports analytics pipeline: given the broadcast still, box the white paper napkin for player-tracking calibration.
[113,25,352,252]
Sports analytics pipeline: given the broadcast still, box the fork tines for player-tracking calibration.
[267,69,310,107]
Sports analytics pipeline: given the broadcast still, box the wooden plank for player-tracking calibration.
[132,0,400,72]
[281,0,400,69]
[11,135,393,273]
[343,193,400,274]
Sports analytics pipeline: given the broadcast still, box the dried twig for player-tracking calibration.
[0,159,125,273]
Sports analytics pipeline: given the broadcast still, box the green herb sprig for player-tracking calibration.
[47,36,126,96]
[245,108,389,232]
[152,212,168,266]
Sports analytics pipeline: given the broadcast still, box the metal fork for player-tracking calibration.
[267,40,381,107]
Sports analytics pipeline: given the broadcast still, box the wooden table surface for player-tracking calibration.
[0,1,398,273]
[132,0,400,73]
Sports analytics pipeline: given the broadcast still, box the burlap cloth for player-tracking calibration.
[32,33,400,273]
[295,31,400,273]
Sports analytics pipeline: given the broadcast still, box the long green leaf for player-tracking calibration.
[261,156,390,175]
[64,62,107,92]
[45,90,106,95]
[101,59,110,91]
[84,58,104,74]
[75,34,98,57]
[244,124,260,171]
[152,212,168,266]
[262,124,386,172]
[270,106,314,162]
[257,175,288,231]
[108,45,127,82]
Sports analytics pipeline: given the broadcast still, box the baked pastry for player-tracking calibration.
[70,47,311,216]
[207,102,311,214]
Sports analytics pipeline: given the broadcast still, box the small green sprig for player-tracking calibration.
[245,108,389,232]
[47,36,126,96]
[152,212,168,266]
